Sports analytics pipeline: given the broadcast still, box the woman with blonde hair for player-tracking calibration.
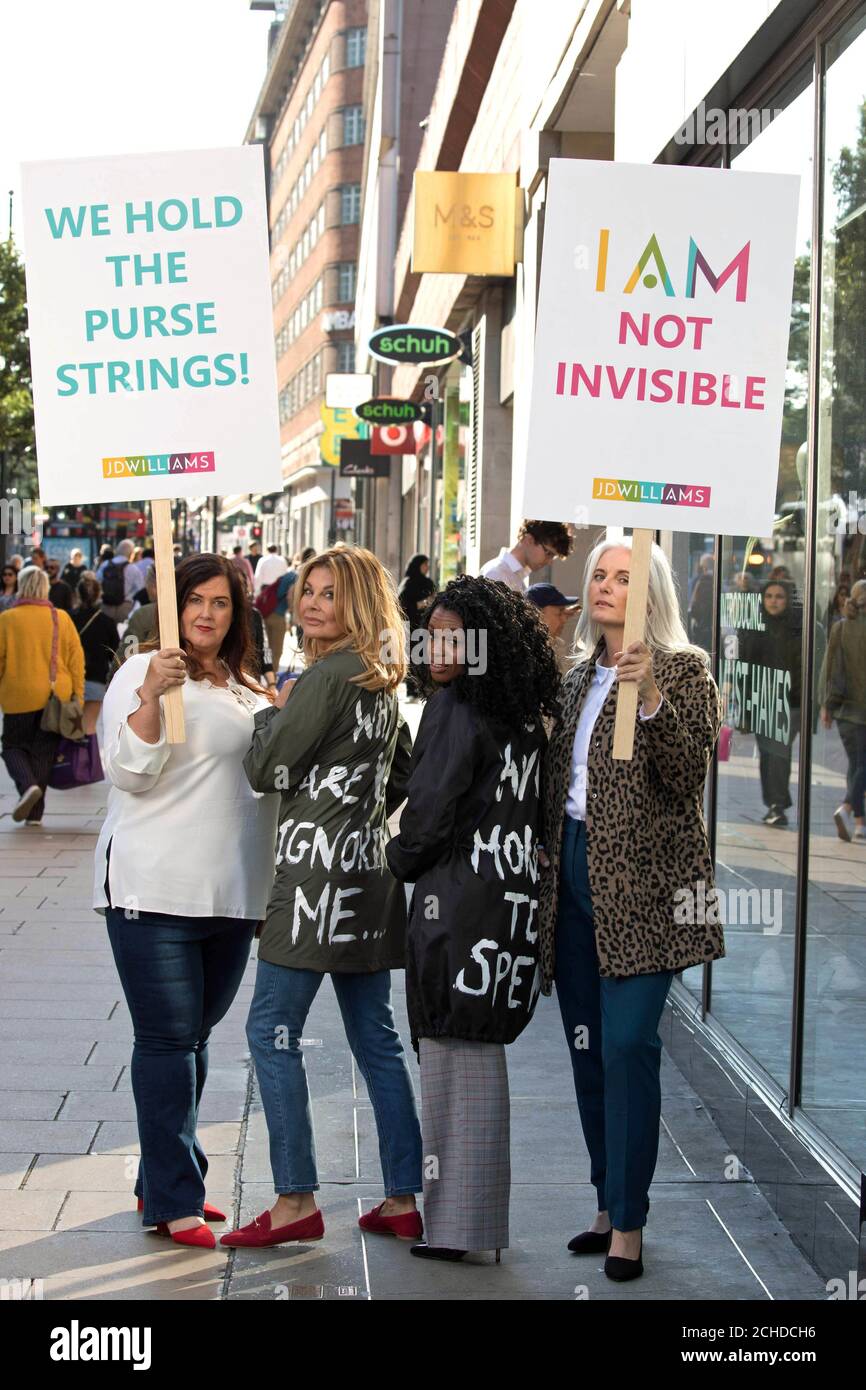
[223,545,422,1250]
[0,565,84,823]
[538,535,723,1283]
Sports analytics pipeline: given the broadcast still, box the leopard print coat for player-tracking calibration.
[538,640,724,992]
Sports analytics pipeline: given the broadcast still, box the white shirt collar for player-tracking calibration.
[498,547,528,576]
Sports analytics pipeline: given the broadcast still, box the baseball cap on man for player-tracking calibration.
[526,583,580,609]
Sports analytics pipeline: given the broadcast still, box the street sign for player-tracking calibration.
[370,425,416,455]
[339,438,390,477]
[368,324,462,366]
[355,397,425,424]
[325,372,374,408]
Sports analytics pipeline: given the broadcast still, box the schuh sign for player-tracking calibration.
[368,324,462,366]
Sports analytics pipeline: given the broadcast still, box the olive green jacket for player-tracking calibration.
[244,649,412,972]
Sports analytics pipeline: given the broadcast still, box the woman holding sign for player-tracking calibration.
[538,537,723,1282]
[387,577,560,1262]
[93,554,279,1250]
[222,546,420,1251]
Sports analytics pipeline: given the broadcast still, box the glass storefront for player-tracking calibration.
[665,1,866,1179]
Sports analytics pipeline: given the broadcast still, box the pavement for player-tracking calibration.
[0,694,829,1302]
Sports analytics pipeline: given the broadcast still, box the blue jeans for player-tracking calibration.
[554,819,673,1231]
[246,959,422,1196]
[106,908,256,1225]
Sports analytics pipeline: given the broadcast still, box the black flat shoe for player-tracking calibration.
[567,1228,612,1255]
[604,1232,643,1282]
[410,1242,466,1262]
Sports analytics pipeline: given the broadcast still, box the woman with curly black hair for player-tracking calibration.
[386,576,561,1263]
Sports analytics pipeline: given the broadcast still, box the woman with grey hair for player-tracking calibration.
[0,566,84,823]
[537,536,723,1283]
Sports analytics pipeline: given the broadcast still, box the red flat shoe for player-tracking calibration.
[359,1202,423,1241]
[220,1208,325,1249]
[153,1222,216,1249]
[138,1197,226,1223]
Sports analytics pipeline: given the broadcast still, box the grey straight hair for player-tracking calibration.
[572,535,709,665]
[17,566,50,601]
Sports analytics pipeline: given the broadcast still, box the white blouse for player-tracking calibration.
[92,653,280,920]
[566,661,660,821]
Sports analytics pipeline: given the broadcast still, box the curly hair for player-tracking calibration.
[415,575,561,731]
[518,519,573,558]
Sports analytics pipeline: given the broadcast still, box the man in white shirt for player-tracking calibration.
[479,519,573,592]
[253,545,289,596]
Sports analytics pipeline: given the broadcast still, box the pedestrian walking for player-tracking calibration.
[740,579,801,828]
[386,576,561,1262]
[820,578,866,842]
[222,545,421,1251]
[61,547,88,593]
[99,539,139,623]
[0,565,85,824]
[92,554,280,1249]
[537,536,724,1283]
[0,563,18,613]
[397,554,435,699]
[230,545,255,588]
[72,573,121,736]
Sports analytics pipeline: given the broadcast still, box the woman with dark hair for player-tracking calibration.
[72,572,121,736]
[93,554,279,1250]
[0,564,18,613]
[398,554,435,699]
[740,578,802,828]
[386,576,561,1262]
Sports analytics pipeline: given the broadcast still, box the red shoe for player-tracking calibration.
[220,1208,325,1249]
[153,1222,216,1249]
[359,1201,423,1241]
[138,1197,226,1223]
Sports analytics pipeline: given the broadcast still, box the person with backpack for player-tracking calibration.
[100,539,139,623]
[254,548,294,673]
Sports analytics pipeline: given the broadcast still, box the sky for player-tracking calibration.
[1,0,274,249]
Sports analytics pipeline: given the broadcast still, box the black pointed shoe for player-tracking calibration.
[567,1228,612,1255]
[410,1242,466,1262]
[604,1232,643,1282]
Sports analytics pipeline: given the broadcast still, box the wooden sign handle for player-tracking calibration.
[612,527,654,762]
[150,499,185,745]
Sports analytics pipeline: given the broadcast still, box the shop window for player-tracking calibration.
[802,6,866,1170]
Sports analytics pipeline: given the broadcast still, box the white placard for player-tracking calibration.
[21,146,283,506]
[523,159,800,536]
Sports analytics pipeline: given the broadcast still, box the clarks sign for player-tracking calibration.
[413,171,521,276]
[368,324,462,366]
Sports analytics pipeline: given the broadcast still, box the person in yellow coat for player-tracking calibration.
[0,565,84,823]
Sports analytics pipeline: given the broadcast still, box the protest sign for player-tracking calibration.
[22,146,283,740]
[21,146,282,507]
[525,159,799,755]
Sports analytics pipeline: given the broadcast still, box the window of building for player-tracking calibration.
[345,26,366,68]
[337,261,357,301]
[337,341,356,373]
[340,183,361,224]
[342,105,365,146]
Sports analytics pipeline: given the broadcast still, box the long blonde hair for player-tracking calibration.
[299,544,407,693]
[573,534,708,664]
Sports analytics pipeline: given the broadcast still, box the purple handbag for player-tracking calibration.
[48,734,105,790]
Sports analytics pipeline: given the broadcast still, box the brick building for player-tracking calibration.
[238,0,371,555]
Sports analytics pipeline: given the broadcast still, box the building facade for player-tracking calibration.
[227,0,372,558]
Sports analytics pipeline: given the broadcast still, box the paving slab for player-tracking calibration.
[0,1122,98,1154]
